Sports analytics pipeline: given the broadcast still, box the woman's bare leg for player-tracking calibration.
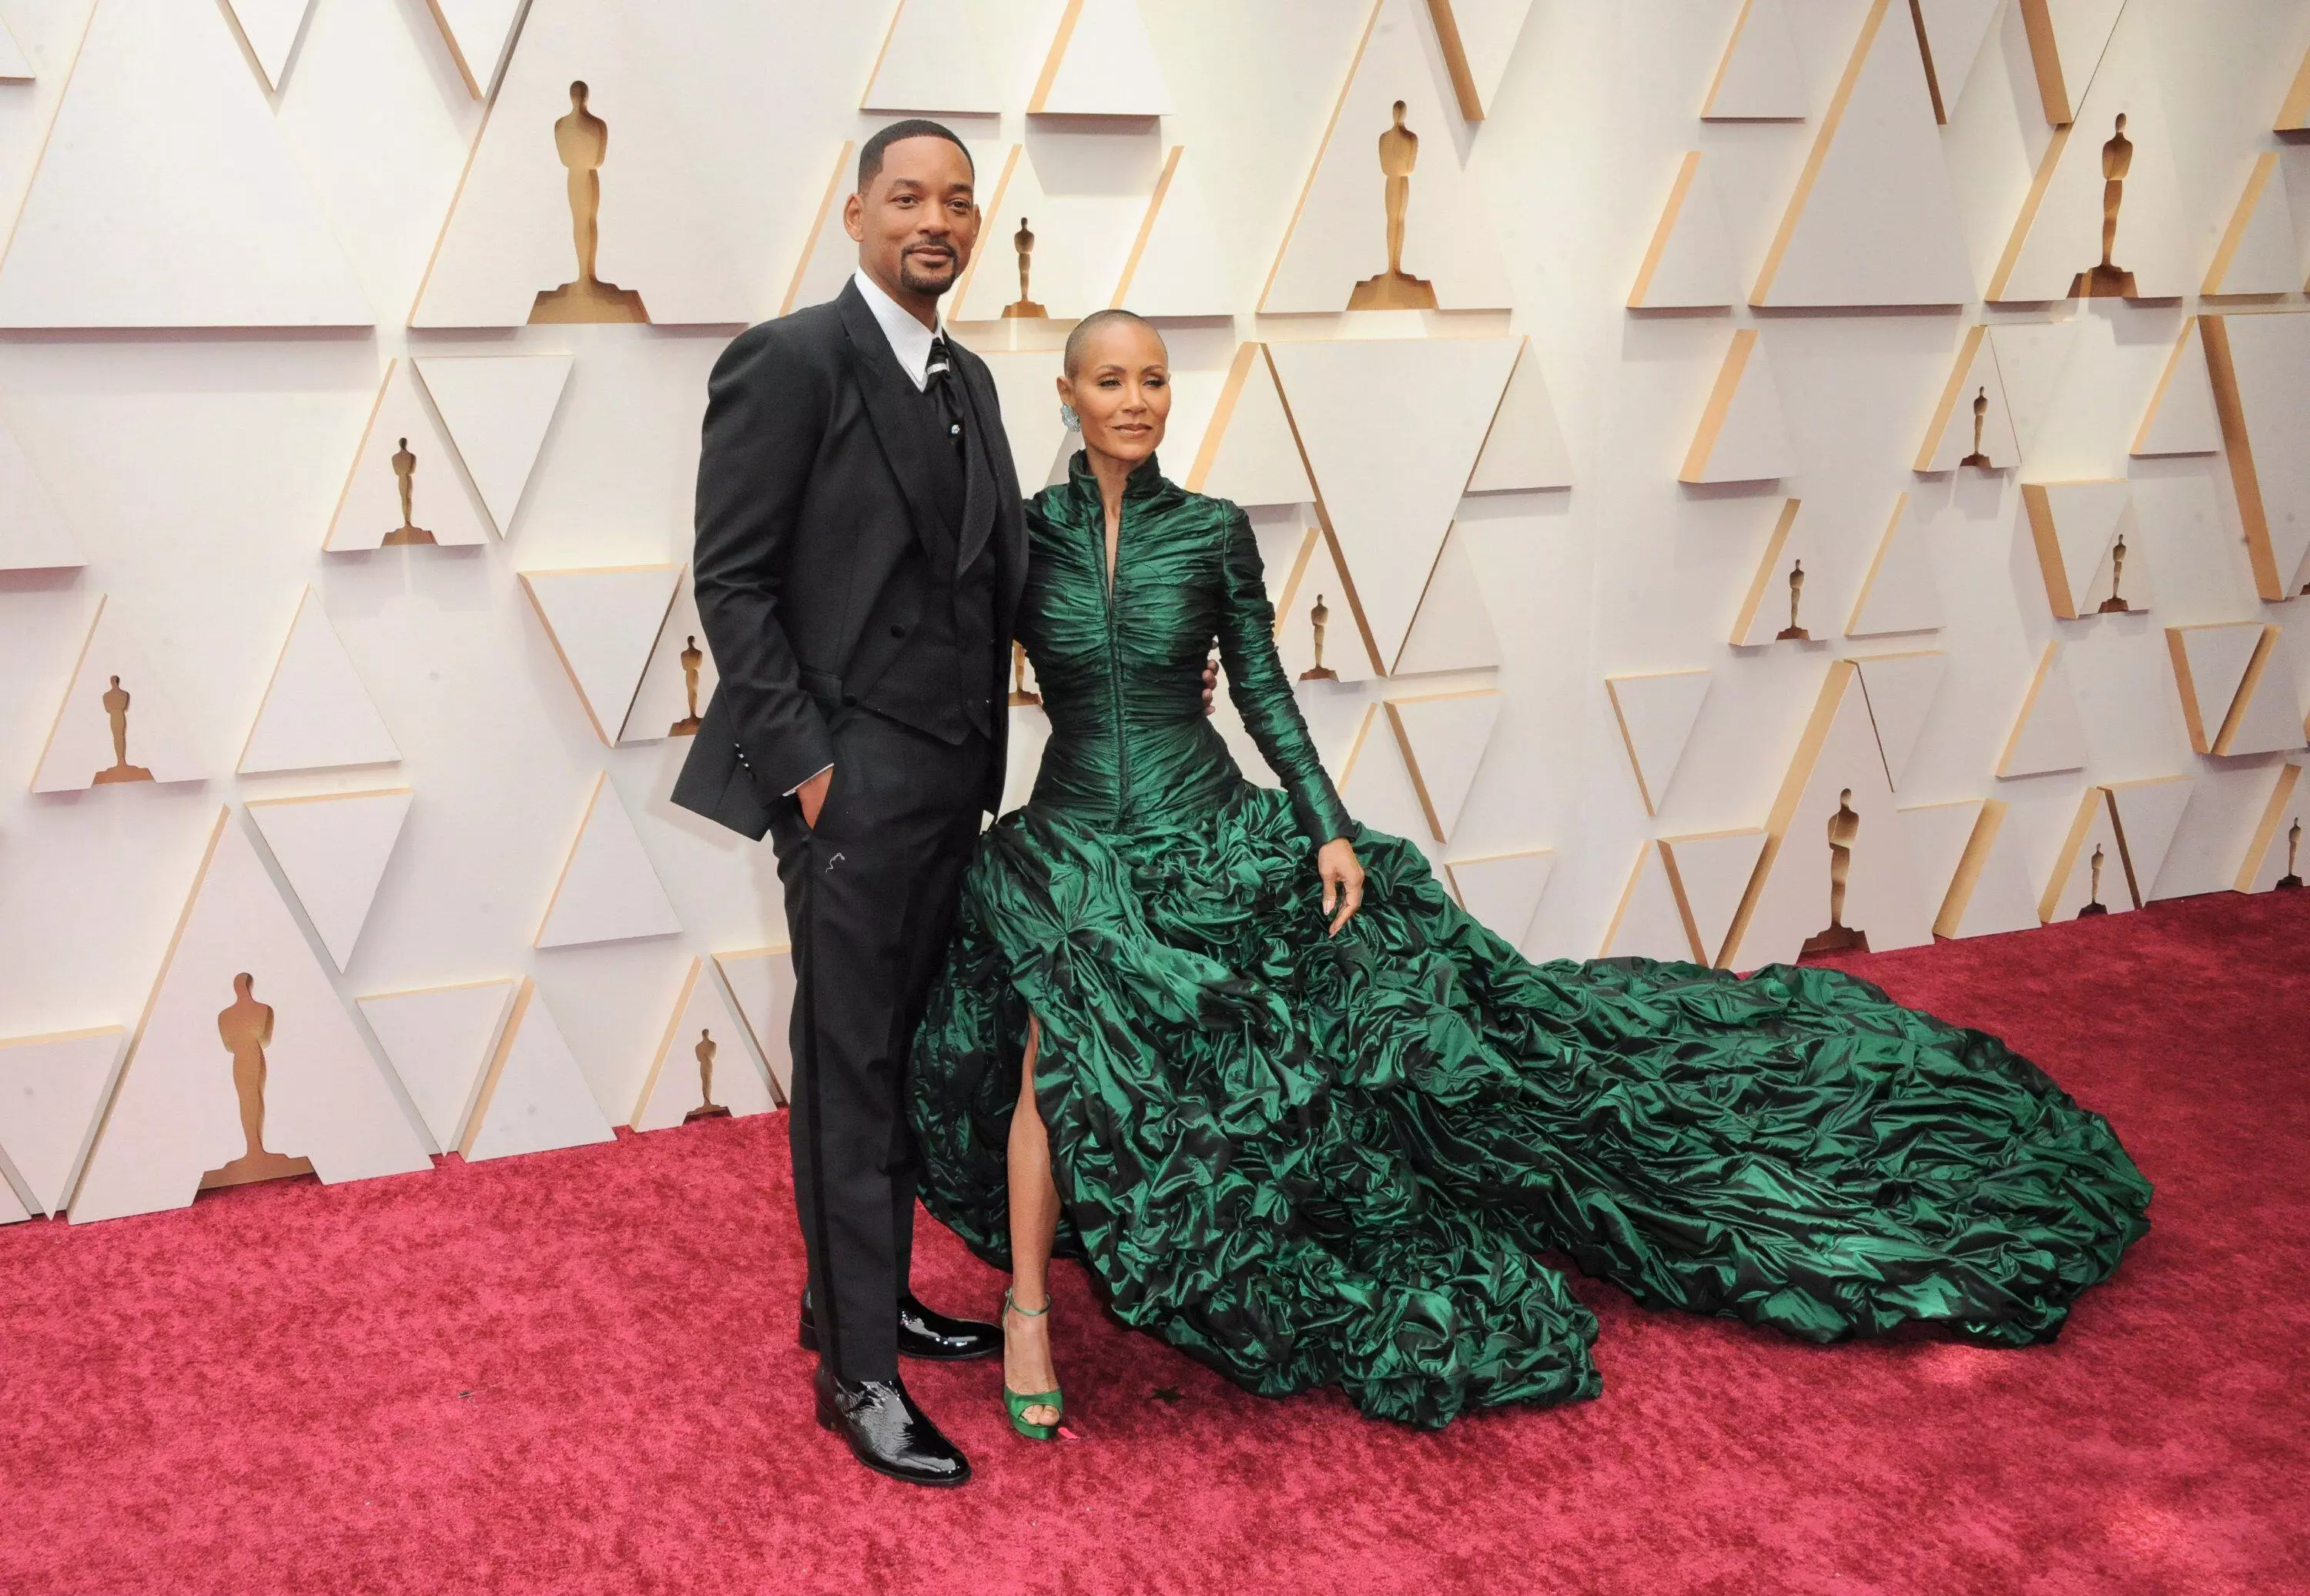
[1006,1015,1062,1424]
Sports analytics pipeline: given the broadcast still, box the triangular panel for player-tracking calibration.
[458,979,617,1162]
[1989,320,2083,459]
[1466,335,1572,492]
[0,0,370,328]
[1930,798,2040,938]
[2201,312,2310,601]
[2038,786,2132,920]
[1659,828,1767,967]
[0,17,32,80]
[622,570,718,745]
[1267,336,1520,671]
[32,596,204,792]
[246,788,412,972]
[1260,0,1512,313]
[1911,0,2003,121]
[2130,317,2221,457]
[862,0,1001,113]
[1897,799,1983,928]
[2021,479,2134,619]
[1337,704,1441,868]
[2019,0,2128,125]
[519,564,682,744]
[1702,0,1806,120]
[358,979,514,1152]
[2202,152,2302,296]
[238,588,402,775]
[1996,641,2089,777]
[1853,649,1947,790]
[1680,329,1796,484]
[1602,843,1698,961]
[0,1028,124,1214]
[1030,0,1173,117]
[1729,498,1820,647]
[1720,660,1936,968]
[1990,5,2189,301]
[1394,528,1502,675]
[633,959,775,1131]
[1845,494,1944,638]
[973,346,1072,497]
[1752,0,1975,307]
[1915,326,2020,472]
[70,809,431,1223]
[1427,0,1535,120]
[535,774,681,949]
[2104,774,2194,902]
[427,0,525,98]
[2234,763,2306,892]
[413,354,574,538]
[2282,45,2310,132]
[1387,690,1501,841]
[1113,146,1232,316]
[1628,152,1740,310]
[1185,344,1314,507]
[1443,849,1552,946]
[1605,669,1712,815]
[2164,621,2265,755]
[715,947,796,1102]
[223,0,313,92]
[324,360,493,552]
[2217,627,2304,758]
[410,8,748,326]
[1272,529,1381,684]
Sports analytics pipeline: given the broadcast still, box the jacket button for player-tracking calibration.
[842,694,858,707]
[889,624,906,639]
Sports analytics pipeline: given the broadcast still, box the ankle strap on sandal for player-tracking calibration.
[1004,1287,1050,1318]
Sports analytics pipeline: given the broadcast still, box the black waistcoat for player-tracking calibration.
[854,375,999,744]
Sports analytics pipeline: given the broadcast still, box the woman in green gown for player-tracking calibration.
[909,312,2150,1434]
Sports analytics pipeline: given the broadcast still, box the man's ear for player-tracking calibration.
[842,191,865,244]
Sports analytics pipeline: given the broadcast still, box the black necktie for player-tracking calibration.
[926,336,965,458]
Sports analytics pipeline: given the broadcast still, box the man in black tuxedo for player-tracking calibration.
[672,121,1019,1487]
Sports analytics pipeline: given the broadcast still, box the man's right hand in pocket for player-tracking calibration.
[796,765,833,829]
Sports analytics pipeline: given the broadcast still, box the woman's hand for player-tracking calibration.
[1317,838,1364,937]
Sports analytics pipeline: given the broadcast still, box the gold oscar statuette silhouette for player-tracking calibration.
[1960,386,1993,469]
[2278,816,2303,890]
[530,81,651,324]
[92,674,155,785]
[1776,560,1810,641]
[1003,216,1046,320]
[2097,534,2134,614]
[200,973,316,1190]
[1008,641,1042,706]
[2069,113,2139,299]
[668,635,704,736]
[1298,593,1340,681]
[1800,789,1871,956]
[683,1027,732,1123]
[1347,102,1439,312]
[2077,843,2111,917]
[381,437,438,547]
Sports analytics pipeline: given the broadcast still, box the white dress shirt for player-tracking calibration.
[851,267,942,391]
[785,271,949,797]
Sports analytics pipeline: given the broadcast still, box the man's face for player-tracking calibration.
[845,136,979,302]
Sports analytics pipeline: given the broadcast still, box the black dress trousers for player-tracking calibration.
[769,708,991,1383]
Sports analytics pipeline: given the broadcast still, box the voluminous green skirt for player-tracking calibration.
[908,785,2151,1429]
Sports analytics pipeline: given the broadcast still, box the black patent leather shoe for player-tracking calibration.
[813,1364,971,1487]
[798,1291,1002,1362]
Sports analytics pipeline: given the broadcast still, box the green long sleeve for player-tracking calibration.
[1214,507,1354,849]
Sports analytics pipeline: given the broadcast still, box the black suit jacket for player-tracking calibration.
[672,281,1028,839]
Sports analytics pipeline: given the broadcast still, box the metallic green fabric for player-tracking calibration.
[910,453,2151,1429]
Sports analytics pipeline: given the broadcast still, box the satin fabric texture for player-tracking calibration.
[909,454,2151,1429]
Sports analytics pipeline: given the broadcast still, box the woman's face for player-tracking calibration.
[1059,320,1170,466]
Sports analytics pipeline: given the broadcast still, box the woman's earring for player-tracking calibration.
[1059,402,1080,432]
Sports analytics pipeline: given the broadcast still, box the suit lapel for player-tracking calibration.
[952,354,999,576]
[836,283,952,567]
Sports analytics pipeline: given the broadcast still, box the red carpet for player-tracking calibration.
[5,891,2307,1596]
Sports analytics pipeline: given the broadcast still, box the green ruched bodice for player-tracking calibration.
[1018,453,1350,850]
[909,457,2150,1429]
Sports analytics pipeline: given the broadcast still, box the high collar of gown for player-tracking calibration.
[1063,449,1168,514]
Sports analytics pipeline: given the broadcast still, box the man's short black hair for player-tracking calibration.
[858,120,974,191]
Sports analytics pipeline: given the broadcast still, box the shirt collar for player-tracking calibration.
[852,268,942,392]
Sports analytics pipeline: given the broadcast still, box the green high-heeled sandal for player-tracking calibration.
[1003,1288,1064,1441]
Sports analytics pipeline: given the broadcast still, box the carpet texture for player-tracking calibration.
[4,890,2305,1595]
